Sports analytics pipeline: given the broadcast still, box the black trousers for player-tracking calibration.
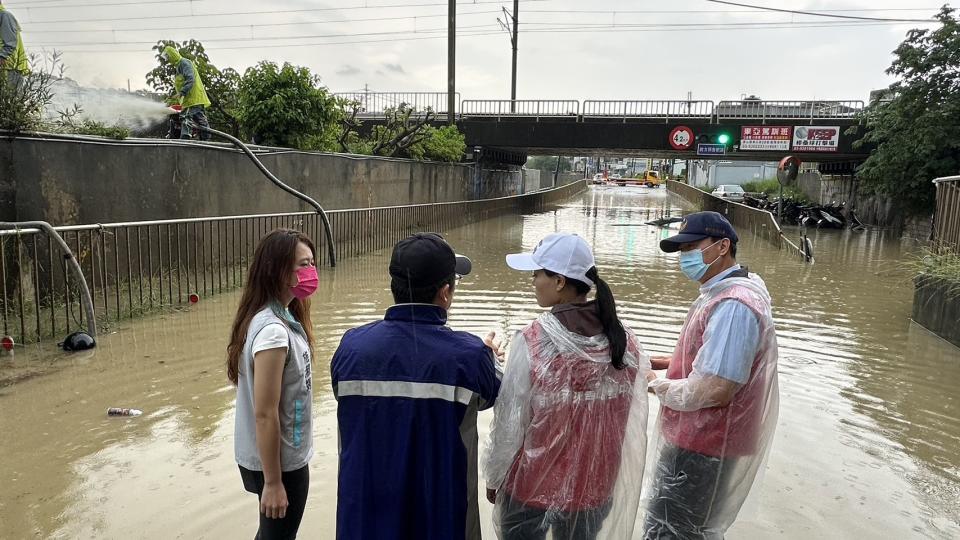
[500,493,612,540]
[643,444,742,540]
[239,464,310,540]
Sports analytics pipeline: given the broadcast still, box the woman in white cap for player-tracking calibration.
[483,232,650,540]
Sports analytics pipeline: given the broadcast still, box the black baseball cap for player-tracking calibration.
[659,211,739,253]
[389,233,472,288]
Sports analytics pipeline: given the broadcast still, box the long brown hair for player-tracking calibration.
[226,228,316,384]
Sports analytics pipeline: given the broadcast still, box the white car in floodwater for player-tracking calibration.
[712,184,746,202]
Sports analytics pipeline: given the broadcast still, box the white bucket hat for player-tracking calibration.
[506,232,596,288]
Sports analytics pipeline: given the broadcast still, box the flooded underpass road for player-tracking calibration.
[2,186,959,539]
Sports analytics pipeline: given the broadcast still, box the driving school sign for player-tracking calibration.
[669,126,694,150]
[792,126,840,152]
[740,126,791,151]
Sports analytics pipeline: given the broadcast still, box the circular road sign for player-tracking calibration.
[669,126,694,150]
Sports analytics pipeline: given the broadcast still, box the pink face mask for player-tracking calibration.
[290,266,319,299]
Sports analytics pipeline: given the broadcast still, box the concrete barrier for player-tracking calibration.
[912,276,960,348]
[0,133,524,226]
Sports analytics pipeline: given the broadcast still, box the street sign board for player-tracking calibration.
[697,143,726,156]
[740,126,791,151]
[669,126,694,150]
[792,126,840,152]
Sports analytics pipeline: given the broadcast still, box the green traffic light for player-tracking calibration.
[717,133,731,145]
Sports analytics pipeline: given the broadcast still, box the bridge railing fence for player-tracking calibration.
[581,100,715,123]
[333,92,459,116]
[716,100,865,124]
[459,100,580,120]
[0,181,587,345]
[933,176,960,253]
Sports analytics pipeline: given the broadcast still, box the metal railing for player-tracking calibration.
[333,92,458,115]
[666,180,811,261]
[582,100,715,122]
[716,100,864,124]
[460,100,580,120]
[0,181,586,345]
[933,176,960,252]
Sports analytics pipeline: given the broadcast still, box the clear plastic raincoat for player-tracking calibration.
[643,272,779,539]
[484,312,650,540]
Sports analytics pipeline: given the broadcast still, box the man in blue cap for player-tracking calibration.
[332,232,501,540]
[644,211,780,539]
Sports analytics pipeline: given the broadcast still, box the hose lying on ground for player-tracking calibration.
[186,121,338,267]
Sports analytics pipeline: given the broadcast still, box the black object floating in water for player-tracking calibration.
[644,216,684,226]
[60,331,96,351]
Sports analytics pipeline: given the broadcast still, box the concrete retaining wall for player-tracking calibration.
[0,134,524,226]
[912,276,960,348]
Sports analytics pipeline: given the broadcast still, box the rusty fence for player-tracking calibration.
[0,180,586,345]
[933,176,960,253]
[666,180,811,261]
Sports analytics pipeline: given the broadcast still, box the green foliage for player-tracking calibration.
[741,178,809,201]
[526,155,571,173]
[408,125,466,162]
[903,249,960,295]
[0,51,61,132]
[852,7,960,215]
[237,61,342,150]
[65,119,129,139]
[146,40,241,135]
[341,104,464,161]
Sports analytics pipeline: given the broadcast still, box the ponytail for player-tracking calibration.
[586,267,627,369]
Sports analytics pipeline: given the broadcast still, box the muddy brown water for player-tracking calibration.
[1,186,958,539]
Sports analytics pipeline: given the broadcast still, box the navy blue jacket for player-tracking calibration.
[332,304,501,540]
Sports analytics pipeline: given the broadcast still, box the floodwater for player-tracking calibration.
[1,186,959,539]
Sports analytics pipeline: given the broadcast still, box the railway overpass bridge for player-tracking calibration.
[335,92,870,171]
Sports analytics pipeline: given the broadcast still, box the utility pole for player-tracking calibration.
[499,2,519,112]
[447,0,456,124]
[511,0,518,111]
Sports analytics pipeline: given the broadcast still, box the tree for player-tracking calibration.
[236,61,342,150]
[852,7,960,215]
[146,40,241,135]
[526,155,571,173]
[339,103,466,162]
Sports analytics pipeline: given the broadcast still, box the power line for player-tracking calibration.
[30,23,502,46]
[29,18,912,47]
[14,0,550,23]
[24,9,502,33]
[703,0,937,23]
[43,20,923,53]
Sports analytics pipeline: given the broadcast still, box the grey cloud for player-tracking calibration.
[382,63,405,74]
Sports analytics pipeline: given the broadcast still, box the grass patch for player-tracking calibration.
[903,248,960,296]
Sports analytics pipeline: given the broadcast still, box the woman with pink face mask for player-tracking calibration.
[226,228,319,539]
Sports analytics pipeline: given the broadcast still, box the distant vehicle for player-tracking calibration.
[591,173,605,184]
[712,184,746,202]
[635,170,662,187]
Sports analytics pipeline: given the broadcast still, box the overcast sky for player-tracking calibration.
[4,0,944,101]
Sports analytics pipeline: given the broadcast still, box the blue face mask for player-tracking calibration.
[679,240,722,281]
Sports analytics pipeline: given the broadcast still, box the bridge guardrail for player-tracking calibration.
[666,180,810,261]
[334,92,459,116]
[933,175,960,253]
[582,100,715,122]
[715,100,864,124]
[460,100,580,120]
